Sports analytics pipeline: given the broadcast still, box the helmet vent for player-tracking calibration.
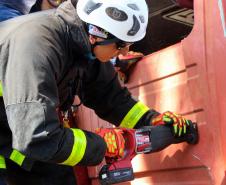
[105,7,128,21]
[127,15,140,36]
[139,15,145,23]
[127,4,139,11]
[84,1,102,15]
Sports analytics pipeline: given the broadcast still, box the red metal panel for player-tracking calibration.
[126,44,186,89]
[181,0,226,184]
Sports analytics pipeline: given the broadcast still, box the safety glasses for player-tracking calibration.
[115,40,134,50]
[94,38,133,50]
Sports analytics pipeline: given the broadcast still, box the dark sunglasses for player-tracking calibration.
[115,40,133,50]
[94,38,133,50]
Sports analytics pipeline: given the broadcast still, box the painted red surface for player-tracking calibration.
[176,0,193,9]
[75,0,226,184]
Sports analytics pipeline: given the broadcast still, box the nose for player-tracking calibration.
[118,46,130,56]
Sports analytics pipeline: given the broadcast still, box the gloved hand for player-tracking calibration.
[151,111,190,137]
[95,128,125,159]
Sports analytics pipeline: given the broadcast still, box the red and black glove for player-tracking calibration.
[151,111,190,137]
[95,128,125,159]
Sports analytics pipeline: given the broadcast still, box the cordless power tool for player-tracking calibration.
[98,121,198,185]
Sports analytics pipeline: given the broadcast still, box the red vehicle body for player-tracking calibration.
[175,0,193,9]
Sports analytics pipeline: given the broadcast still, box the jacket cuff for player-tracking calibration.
[60,129,106,166]
[60,128,87,166]
[134,109,160,129]
[78,130,106,166]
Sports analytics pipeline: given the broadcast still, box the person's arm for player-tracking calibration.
[1,19,105,168]
[82,59,190,135]
[81,60,160,129]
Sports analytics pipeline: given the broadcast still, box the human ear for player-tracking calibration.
[89,35,97,45]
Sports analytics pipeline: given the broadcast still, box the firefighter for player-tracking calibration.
[0,0,191,184]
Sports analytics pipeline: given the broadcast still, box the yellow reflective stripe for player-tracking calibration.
[10,150,25,166]
[60,129,87,166]
[0,155,6,169]
[0,81,3,97]
[120,102,149,128]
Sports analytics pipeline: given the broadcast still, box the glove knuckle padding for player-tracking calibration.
[95,128,125,158]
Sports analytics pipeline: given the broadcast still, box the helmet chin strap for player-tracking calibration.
[90,44,96,59]
[89,38,113,60]
[84,42,96,61]
[85,52,96,61]
[86,24,121,60]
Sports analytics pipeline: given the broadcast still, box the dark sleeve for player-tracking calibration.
[2,20,105,167]
[81,60,160,127]
[134,110,160,128]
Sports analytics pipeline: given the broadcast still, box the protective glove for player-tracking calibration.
[151,111,190,137]
[95,128,125,159]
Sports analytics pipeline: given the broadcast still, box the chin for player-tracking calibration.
[98,58,110,63]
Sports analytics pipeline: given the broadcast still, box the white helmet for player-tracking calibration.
[76,0,149,42]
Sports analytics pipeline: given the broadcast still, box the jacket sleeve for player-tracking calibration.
[1,20,105,169]
[81,60,160,128]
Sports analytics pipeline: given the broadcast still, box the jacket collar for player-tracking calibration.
[55,0,91,54]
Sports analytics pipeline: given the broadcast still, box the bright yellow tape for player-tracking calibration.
[60,129,87,166]
[120,102,149,128]
[10,150,25,166]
